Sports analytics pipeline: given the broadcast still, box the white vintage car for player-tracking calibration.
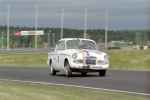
[47,38,109,77]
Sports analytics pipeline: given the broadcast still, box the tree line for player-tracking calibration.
[0,25,149,48]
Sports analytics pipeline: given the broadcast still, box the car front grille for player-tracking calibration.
[86,56,96,65]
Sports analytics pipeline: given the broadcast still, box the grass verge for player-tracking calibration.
[104,50,150,69]
[0,50,150,69]
[0,53,47,67]
[0,81,149,100]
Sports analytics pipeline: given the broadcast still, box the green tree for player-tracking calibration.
[31,36,43,48]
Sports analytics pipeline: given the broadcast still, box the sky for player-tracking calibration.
[0,0,149,30]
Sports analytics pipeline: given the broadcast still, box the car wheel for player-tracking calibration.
[49,62,56,75]
[99,70,106,76]
[81,72,87,76]
[65,61,72,77]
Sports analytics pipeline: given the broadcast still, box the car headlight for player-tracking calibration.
[97,60,108,65]
[72,53,77,59]
[104,55,109,61]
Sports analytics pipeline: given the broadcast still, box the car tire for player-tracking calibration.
[65,60,72,77]
[99,70,106,76]
[81,72,87,76]
[49,61,56,75]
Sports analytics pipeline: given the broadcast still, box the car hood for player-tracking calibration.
[67,49,107,59]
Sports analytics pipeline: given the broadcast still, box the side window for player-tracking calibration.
[57,41,65,50]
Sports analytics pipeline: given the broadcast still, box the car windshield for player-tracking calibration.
[66,40,97,50]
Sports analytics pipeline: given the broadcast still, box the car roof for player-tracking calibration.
[59,38,95,42]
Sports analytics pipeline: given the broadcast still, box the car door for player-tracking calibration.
[55,41,66,70]
[51,44,59,70]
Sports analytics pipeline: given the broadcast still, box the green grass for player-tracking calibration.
[0,81,149,100]
[0,53,47,67]
[105,50,150,69]
[0,50,149,69]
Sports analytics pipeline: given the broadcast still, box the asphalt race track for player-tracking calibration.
[0,67,149,95]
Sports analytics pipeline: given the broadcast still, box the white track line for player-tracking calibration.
[0,79,149,96]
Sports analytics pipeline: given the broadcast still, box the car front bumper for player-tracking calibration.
[70,61,109,70]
